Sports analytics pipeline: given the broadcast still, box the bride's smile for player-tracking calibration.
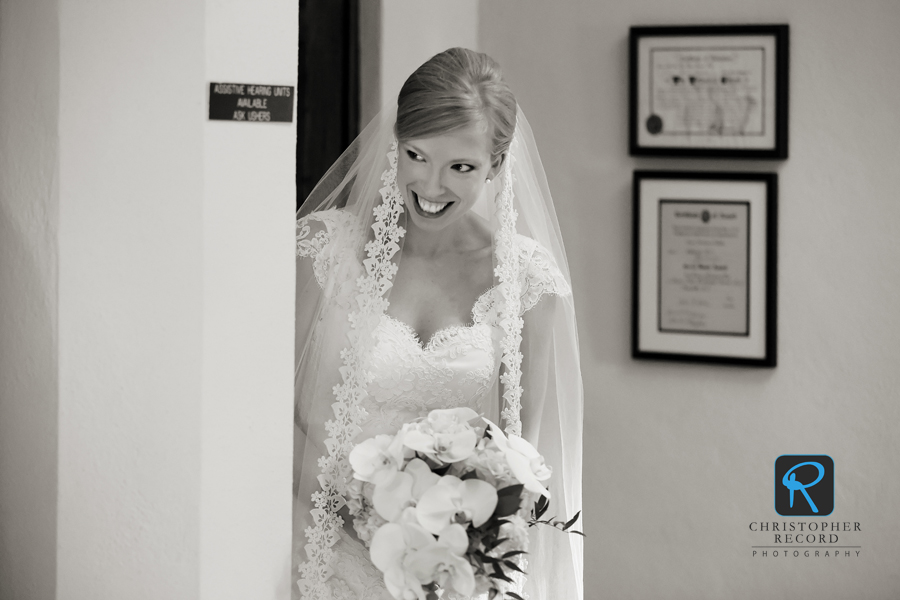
[409,189,452,217]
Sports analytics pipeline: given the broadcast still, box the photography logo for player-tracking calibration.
[774,455,834,516]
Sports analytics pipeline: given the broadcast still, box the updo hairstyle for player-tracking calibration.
[395,48,517,164]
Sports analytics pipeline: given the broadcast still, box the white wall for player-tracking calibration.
[362,0,479,122]
[1,0,297,598]
[0,0,60,598]
[480,1,900,598]
[57,1,205,596]
[201,1,297,597]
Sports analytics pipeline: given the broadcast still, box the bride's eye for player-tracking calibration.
[453,164,475,173]
[406,150,425,162]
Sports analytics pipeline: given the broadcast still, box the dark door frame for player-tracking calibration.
[296,0,359,209]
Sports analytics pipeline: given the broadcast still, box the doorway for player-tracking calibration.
[296,0,359,209]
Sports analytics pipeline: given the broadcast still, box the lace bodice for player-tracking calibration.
[361,291,498,437]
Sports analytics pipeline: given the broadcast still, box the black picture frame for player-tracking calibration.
[629,24,789,159]
[632,170,777,367]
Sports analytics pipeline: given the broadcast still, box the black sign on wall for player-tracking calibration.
[209,83,294,123]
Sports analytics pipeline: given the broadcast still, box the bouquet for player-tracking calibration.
[347,407,581,600]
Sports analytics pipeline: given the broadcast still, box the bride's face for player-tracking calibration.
[397,122,497,233]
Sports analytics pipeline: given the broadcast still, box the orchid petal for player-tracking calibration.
[402,429,436,454]
[505,449,551,497]
[403,544,445,584]
[432,428,478,462]
[403,521,437,550]
[405,458,440,500]
[484,418,509,448]
[397,506,420,525]
[460,479,499,527]
[405,539,476,597]
[373,470,414,522]
[529,456,553,481]
[507,434,540,458]
[416,476,499,534]
[370,523,407,573]
[416,478,462,535]
[447,554,476,596]
[384,567,427,600]
[438,523,469,556]
[507,434,552,479]
[349,434,401,484]
[484,419,551,496]
[428,406,480,424]
[388,430,415,464]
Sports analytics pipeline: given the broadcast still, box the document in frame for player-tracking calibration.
[658,200,750,336]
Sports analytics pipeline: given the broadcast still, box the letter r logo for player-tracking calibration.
[775,455,834,516]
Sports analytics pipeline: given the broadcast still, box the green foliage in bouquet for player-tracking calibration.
[530,494,584,537]
[459,476,583,600]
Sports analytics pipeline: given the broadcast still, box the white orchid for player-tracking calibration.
[348,433,412,485]
[405,524,476,597]
[484,418,552,497]
[402,407,481,464]
[457,437,516,488]
[370,521,433,600]
[372,458,441,522]
[384,569,427,600]
[405,457,442,500]
[416,475,498,535]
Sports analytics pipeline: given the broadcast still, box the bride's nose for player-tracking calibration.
[421,166,445,198]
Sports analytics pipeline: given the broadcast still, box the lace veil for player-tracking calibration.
[294,99,584,599]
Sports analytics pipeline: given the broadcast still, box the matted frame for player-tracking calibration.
[632,171,777,366]
[629,25,789,159]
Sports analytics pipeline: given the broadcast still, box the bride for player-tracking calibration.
[294,48,583,600]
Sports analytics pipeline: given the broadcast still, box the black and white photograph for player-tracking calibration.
[1,1,898,600]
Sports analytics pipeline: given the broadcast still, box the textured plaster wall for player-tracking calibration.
[0,0,296,598]
[0,0,60,598]
[480,1,900,598]
[57,1,206,595]
[201,1,298,597]
[366,0,479,120]
[56,0,297,596]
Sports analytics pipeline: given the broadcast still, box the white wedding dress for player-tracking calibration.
[294,209,569,600]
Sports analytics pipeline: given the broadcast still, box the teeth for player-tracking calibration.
[416,194,448,214]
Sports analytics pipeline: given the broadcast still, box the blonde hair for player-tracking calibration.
[395,48,517,163]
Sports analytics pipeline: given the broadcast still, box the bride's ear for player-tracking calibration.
[487,153,506,182]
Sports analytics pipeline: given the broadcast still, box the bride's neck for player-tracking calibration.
[402,213,489,258]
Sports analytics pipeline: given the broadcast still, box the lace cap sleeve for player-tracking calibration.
[515,234,572,314]
[296,208,361,291]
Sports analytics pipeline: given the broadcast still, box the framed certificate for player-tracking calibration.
[629,25,789,159]
[632,171,777,366]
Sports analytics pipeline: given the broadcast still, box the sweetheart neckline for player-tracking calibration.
[382,284,496,351]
